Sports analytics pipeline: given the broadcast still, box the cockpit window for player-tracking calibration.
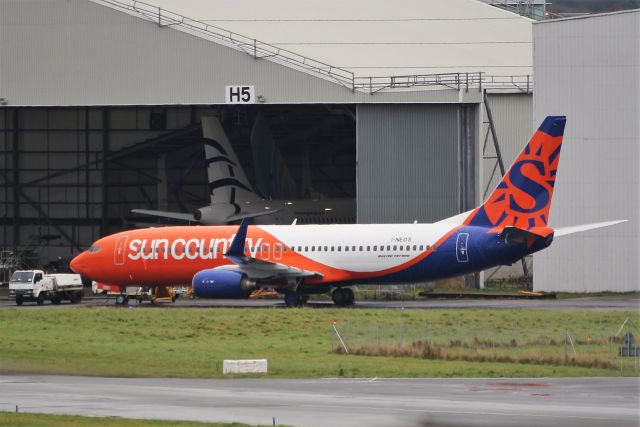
[87,245,101,253]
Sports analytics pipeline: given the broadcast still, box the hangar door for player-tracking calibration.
[357,104,476,223]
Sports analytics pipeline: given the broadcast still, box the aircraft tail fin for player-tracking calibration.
[465,116,566,231]
[250,112,299,199]
[201,116,261,206]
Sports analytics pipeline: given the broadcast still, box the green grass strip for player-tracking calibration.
[0,411,275,427]
[0,307,637,378]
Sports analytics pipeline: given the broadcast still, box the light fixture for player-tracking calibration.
[324,208,333,211]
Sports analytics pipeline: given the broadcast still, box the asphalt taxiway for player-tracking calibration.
[0,294,637,311]
[0,375,638,427]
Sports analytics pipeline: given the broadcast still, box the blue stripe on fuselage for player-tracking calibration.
[338,226,550,286]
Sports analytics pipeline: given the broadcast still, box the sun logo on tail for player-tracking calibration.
[466,116,566,232]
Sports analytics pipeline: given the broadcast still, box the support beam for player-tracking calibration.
[459,105,480,289]
[12,109,19,249]
[483,91,529,279]
[483,91,505,176]
[101,108,110,236]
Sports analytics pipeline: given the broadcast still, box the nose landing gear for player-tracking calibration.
[332,287,355,307]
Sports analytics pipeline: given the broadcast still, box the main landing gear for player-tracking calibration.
[332,287,355,307]
[283,291,309,307]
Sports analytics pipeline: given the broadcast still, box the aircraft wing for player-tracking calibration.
[131,209,197,222]
[225,209,280,222]
[220,218,321,280]
[217,259,320,280]
[132,208,280,224]
[554,220,627,237]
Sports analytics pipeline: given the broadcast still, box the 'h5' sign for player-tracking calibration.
[225,85,255,104]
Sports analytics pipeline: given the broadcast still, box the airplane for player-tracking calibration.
[132,116,356,225]
[73,116,626,307]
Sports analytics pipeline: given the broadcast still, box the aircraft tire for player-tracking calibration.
[332,288,355,307]
[332,288,345,306]
[115,295,125,305]
[284,292,304,307]
[342,288,355,306]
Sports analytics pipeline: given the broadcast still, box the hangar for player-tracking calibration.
[0,0,535,287]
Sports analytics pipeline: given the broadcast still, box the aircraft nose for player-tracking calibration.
[70,252,87,274]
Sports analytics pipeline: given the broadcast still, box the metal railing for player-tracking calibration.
[481,0,564,20]
[355,73,532,94]
[93,0,356,89]
[92,0,533,94]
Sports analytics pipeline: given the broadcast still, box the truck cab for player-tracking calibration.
[8,270,82,306]
[8,270,45,305]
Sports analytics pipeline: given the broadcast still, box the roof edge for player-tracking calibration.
[534,8,640,24]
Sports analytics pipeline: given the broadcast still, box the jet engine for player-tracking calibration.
[193,204,237,225]
[192,269,257,299]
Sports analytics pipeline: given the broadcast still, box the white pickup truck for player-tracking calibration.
[8,270,83,306]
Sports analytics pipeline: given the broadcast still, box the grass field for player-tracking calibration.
[0,412,274,427]
[0,307,637,378]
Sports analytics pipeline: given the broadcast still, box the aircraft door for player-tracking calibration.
[456,233,469,263]
[114,236,129,266]
[261,243,270,260]
[273,243,283,260]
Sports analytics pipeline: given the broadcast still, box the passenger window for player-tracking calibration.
[393,245,397,250]
[420,245,424,251]
[311,246,315,251]
[399,245,403,250]
[338,246,341,251]
[373,245,377,251]
[324,246,328,251]
[352,246,356,251]
[359,246,363,251]
[305,246,308,252]
[387,245,391,251]
[345,246,349,252]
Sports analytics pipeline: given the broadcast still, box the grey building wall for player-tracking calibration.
[0,0,481,106]
[533,11,640,292]
[357,104,477,223]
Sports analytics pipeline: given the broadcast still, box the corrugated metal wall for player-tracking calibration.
[533,11,640,292]
[0,0,481,106]
[357,104,476,223]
